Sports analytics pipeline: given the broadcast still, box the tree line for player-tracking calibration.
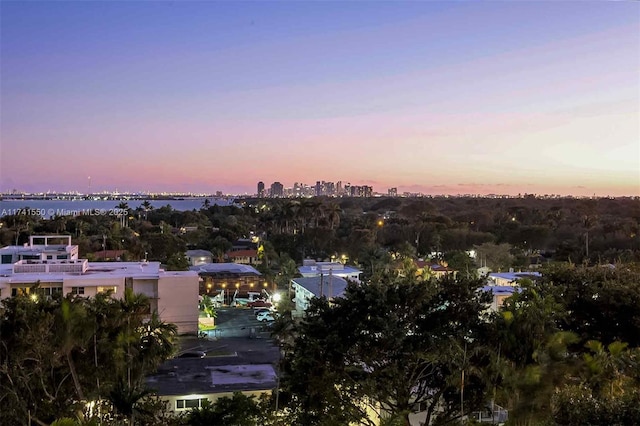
[1,196,638,277]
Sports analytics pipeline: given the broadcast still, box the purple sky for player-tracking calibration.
[1,2,638,196]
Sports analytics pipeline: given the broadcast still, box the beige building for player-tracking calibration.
[0,236,199,334]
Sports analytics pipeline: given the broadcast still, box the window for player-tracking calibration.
[1,254,13,264]
[35,287,63,298]
[97,286,117,294]
[71,287,85,295]
[57,255,68,260]
[176,398,208,410]
[11,288,29,297]
[46,255,53,260]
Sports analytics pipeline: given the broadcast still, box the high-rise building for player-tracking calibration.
[270,181,284,198]
[388,187,398,197]
[257,181,265,197]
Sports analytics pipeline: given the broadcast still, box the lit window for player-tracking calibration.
[176,398,208,410]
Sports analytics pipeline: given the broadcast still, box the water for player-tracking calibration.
[0,198,235,219]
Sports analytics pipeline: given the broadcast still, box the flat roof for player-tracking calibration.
[489,272,542,281]
[190,263,261,276]
[147,358,278,396]
[298,264,361,275]
[292,276,348,299]
[0,261,197,284]
[186,250,213,257]
[482,285,521,295]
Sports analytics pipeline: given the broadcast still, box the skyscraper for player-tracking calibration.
[270,182,284,198]
[257,181,265,197]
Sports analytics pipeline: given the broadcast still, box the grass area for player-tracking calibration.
[198,323,216,331]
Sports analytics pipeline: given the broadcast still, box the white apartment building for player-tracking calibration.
[298,259,362,283]
[0,236,199,334]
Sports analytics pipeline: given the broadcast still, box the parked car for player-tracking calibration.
[177,351,206,358]
[248,299,272,309]
[256,311,275,322]
[254,308,271,317]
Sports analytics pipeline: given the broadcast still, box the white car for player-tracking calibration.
[256,311,275,322]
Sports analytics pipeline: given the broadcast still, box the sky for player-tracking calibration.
[1,1,638,196]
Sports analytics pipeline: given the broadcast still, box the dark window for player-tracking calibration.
[71,287,85,295]
[1,254,13,264]
[185,399,199,409]
[176,400,184,409]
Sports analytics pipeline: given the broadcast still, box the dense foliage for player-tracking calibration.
[1,196,640,424]
[0,288,176,425]
[1,196,638,275]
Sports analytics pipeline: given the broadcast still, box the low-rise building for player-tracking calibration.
[414,259,457,278]
[226,249,259,265]
[0,236,199,334]
[186,249,213,266]
[0,235,78,264]
[148,362,276,414]
[298,260,361,283]
[147,353,278,414]
[190,263,266,296]
[487,271,541,286]
[291,275,348,312]
[482,285,520,311]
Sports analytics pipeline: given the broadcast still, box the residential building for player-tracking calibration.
[257,181,265,197]
[226,249,259,265]
[414,259,457,278]
[0,235,78,264]
[147,356,278,414]
[90,249,128,261]
[270,181,284,198]
[482,285,520,311]
[0,236,199,334]
[230,238,258,252]
[488,271,541,286]
[185,249,213,266]
[388,187,398,197]
[190,263,265,296]
[298,259,361,283]
[291,275,348,311]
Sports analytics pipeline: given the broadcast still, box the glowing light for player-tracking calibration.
[272,293,282,303]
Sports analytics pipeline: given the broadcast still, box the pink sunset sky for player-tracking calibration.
[1,2,638,196]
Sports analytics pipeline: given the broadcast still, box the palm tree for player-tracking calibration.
[325,202,342,230]
[56,297,93,401]
[138,312,177,379]
[140,201,153,220]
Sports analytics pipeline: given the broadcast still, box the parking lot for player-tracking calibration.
[211,306,274,337]
[176,306,280,363]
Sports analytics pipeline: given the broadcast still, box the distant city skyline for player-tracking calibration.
[1,2,638,197]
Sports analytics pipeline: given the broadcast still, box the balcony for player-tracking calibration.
[13,259,89,274]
